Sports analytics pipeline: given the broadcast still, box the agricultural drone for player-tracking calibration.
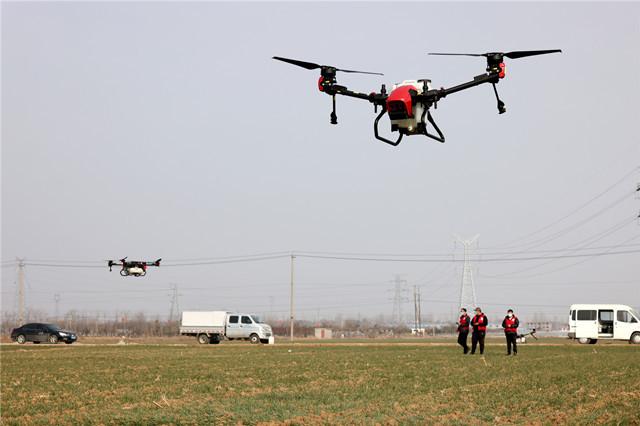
[273,50,561,146]
[107,257,161,277]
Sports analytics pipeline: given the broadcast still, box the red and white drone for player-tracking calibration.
[107,257,161,277]
[273,50,561,146]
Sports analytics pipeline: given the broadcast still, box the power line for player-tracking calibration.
[482,218,637,278]
[490,233,640,280]
[11,248,638,271]
[492,190,635,253]
[5,241,639,269]
[488,165,639,249]
[294,249,640,263]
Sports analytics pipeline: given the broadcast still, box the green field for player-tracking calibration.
[1,340,639,425]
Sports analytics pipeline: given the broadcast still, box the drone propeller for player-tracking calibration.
[428,49,562,59]
[273,56,383,76]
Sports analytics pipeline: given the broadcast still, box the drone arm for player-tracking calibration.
[417,72,504,114]
[438,72,500,98]
[329,85,385,104]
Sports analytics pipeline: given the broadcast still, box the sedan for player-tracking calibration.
[10,323,77,344]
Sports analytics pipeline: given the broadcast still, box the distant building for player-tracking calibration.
[527,322,553,332]
[314,328,333,339]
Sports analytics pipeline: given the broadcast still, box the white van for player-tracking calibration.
[569,304,640,344]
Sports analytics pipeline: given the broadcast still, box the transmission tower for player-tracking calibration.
[456,235,479,310]
[168,284,181,322]
[390,275,408,325]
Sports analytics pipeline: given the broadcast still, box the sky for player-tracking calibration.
[2,1,639,324]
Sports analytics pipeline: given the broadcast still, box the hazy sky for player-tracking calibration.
[2,2,639,324]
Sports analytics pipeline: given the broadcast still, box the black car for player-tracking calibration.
[10,323,77,344]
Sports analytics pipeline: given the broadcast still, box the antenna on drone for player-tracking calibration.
[455,236,479,310]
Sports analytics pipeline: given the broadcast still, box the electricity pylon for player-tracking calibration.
[455,235,479,311]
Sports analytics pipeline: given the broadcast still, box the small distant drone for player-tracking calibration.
[517,328,538,343]
[107,257,161,277]
[273,49,561,146]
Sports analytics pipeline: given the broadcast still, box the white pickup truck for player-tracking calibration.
[180,311,274,345]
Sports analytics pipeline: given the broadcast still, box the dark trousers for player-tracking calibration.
[471,330,485,354]
[457,331,469,353]
[505,332,518,354]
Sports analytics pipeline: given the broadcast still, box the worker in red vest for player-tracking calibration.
[471,307,488,355]
[457,308,471,354]
[501,309,520,355]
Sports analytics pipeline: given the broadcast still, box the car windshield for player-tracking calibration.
[631,309,640,320]
[45,324,61,331]
[251,315,261,324]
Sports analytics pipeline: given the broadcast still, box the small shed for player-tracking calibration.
[314,328,333,339]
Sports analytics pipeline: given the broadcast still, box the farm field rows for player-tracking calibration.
[1,339,639,425]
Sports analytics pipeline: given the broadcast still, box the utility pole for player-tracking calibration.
[289,253,295,342]
[54,293,60,321]
[17,258,25,325]
[413,285,423,334]
[455,235,479,311]
[417,286,422,331]
[413,285,419,331]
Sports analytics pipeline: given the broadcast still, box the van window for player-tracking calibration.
[229,315,239,324]
[577,310,596,321]
[571,310,576,320]
[241,316,253,324]
[599,310,614,322]
[618,311,638,323]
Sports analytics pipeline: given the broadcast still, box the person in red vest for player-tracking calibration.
[471,307,488,355]
[457,308,471,354]
[501,309,520,355]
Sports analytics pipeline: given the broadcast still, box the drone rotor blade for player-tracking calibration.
[272,56,321,70]
[428,53,485,57]
[336,68,384,76]
[504,49,562,59]
[274,56,383,75]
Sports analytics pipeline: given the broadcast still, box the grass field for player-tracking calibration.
[1,339,639,425]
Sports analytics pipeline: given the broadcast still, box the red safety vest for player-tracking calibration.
[504,316,518,333]
[458,315,470,332]
[472,314,487,332]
